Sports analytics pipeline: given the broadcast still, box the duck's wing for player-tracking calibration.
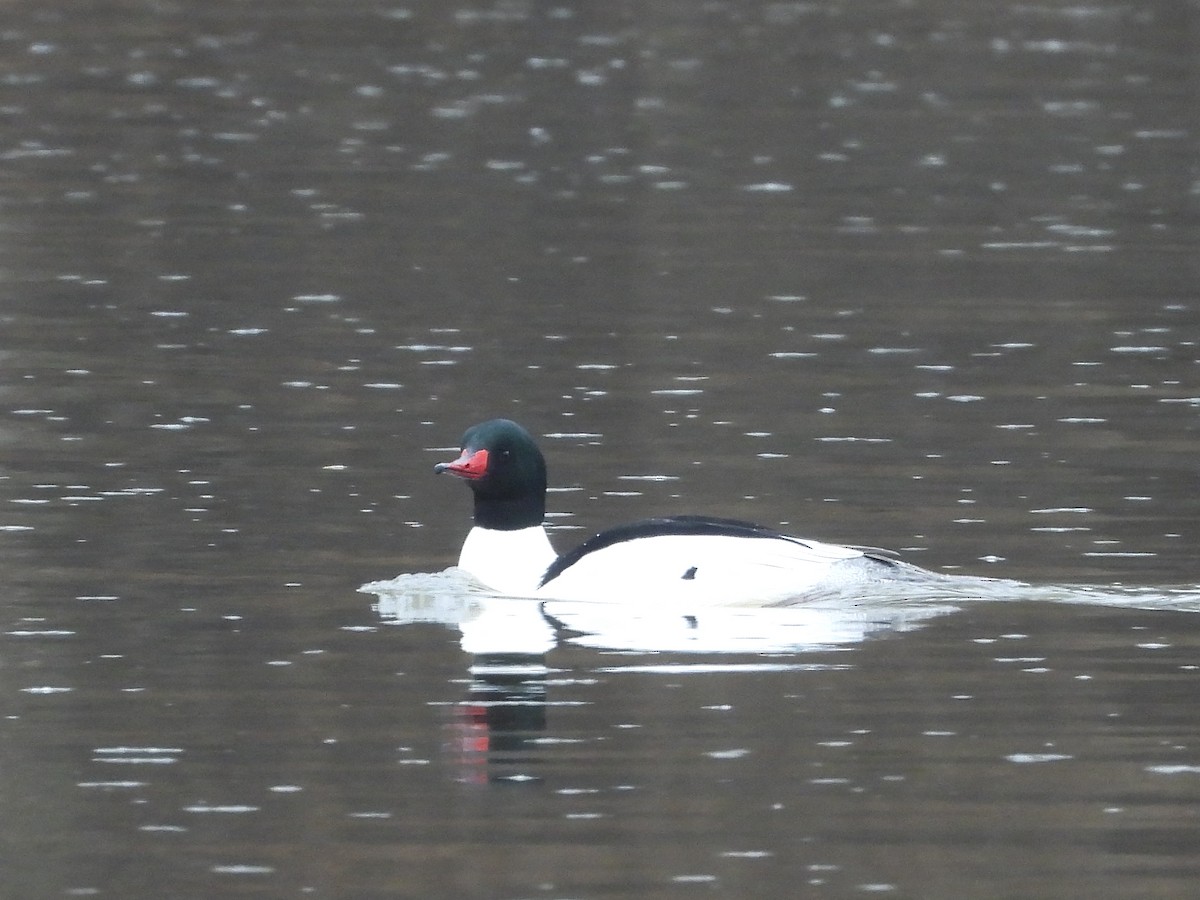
[537,515,882,605]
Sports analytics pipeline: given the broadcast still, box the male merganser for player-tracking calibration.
[435,418,1004,606]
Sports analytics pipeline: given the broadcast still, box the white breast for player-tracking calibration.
[457,525,557,596]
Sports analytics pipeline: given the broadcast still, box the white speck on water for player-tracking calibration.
[1006,753,1073,764]
[211,865,275,875]
[815,436,892,443]
[982,241,1059,250]
[93,746,183,760]
[6,629,74,636]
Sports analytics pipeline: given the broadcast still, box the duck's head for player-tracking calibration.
[435,419,547,530]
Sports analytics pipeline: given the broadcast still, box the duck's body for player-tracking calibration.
[435,419,1006,606]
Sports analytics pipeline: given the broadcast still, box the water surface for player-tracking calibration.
[2,0,1198,897]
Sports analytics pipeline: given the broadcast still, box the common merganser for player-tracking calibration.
[435,418,1002,606]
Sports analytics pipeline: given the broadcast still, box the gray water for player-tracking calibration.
[2,1,1198,897]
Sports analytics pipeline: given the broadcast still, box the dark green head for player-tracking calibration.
[435,419,548,530]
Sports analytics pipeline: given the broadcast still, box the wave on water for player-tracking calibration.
[360,569,1200,656]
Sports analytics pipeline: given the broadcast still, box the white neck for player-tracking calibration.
[457,525,557,596]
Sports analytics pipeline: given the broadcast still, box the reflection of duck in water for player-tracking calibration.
[452,656,548,785]
[435,418,1020,606]
[367,570,961,654]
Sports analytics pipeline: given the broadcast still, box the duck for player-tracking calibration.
[434,418,1007,606]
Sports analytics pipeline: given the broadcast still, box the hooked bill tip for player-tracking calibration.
[434,447,488,479]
